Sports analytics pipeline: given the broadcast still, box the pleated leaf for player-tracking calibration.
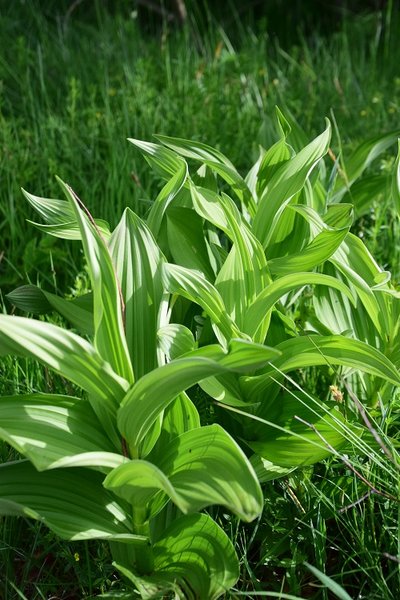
[128,138,185,181]
[243,272,354,342]
[162,262,242,343]
[295,204,388,337]
[7,285,93,334]
[0,461,145,543]
[0,394,118,470]
[243,335,400,402]
[253,120,331,248]
[0,315,129,447]
[109,208,165,378]
[331,129,400,202]
[118,340,280,453]
[157,324,196,361]
[105,424,262,521]
[166,206,215,281]
[156,392,200,446]
[22,188,110,240]
[155,134,255,214]
[146,159,188,236]
[115,513,238,600]
[268,226,349,277]
[58,178,133,382]
[246,392,352,467]
[154,513,239,599]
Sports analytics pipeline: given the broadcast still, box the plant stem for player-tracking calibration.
[133,508,154,575]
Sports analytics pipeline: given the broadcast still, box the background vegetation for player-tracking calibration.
[1,0,400,598]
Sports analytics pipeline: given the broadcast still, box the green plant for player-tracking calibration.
[0,177,283,599]
[3,110,400,597]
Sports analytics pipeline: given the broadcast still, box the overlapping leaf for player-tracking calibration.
[7,285,93,334]
[162,262,242,343]
[146,160,188,236]
[118,340,280,454]
[0,394,120,470]
[22,188,110,240]
[0,315,128,447]
[252,120,331,248]
[105,424,262,521]
[245,391,353,467]
[59,178,133,382]
[331,129,400,202]
[109,209,166,378]
[242,335,400,402]
[115,513,239,600]
[243,272,354,342]
[0,461,144,543]
[155,134,255,214]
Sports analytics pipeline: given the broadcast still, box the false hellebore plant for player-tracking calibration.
[2,110,400,597]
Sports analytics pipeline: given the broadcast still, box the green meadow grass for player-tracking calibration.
[1,2,400,598]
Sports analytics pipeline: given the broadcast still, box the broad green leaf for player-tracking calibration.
[109,209,165,378]
[154,424,262,520]
[312,263,377,345]
[146,160,188,236]
[156,393,200,448]
[294,204,389,337]
[104,460,176,518]
[243,272,355,342]
[392,139,400,217]
[0,315,129,447]
[189,184,270,330]
[277,106,309,151]
[167,206,215,281]
[199,374,248,407]
[157,324,196,361]
[331,129,400,202]
[256,136,291,197]
[106,424,262,521]
[0,461,144,543]
[22,188,110,240]
[242,335,400,402]
[245,392,352,467]
[128,138,185,181]
[58,178,133,383]
[323,203,354,229]
[118,340,280,454]
[111,563,182,600]
[189,186,268,285]
[253,120,331,248]
[162,262,242,343]
[0,394,117,470]
[6,285,94,335]
[342,173,390,218]
[153,513,239,599]
[250,455,294,483]
[213,193,270,328]
[114,513,238,600]
[155,134,255,214]
[245,147,264,198]
[268,226,349,277]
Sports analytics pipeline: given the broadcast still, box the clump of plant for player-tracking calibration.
[2,109,400,597]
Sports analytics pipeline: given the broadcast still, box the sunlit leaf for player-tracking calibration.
[109,208,166,378]
[0,461,144,543]
[58,178,133,382]
[253,120,331,248]
[6,285,93,334]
